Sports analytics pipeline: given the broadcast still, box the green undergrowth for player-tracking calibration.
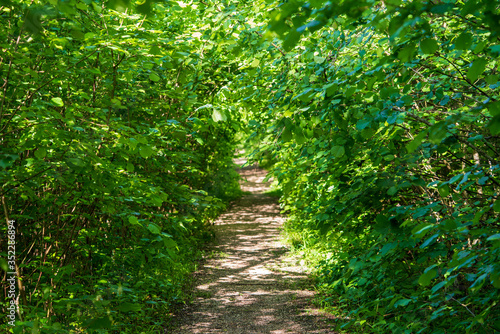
[0,1,245,332]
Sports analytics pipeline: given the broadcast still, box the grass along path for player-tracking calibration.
[170,157,336,333]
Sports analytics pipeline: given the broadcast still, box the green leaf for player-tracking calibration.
[34,148,47,159]
[128,216,140,225]
[387,186,398,196]
[212,109,227,122]
[147,223,161,234]
[397,42,416,63]
[139,145,154,158]
[356,118,371,130]
[331,146,345,158]
[323,83,337,97]
[487,114,500,135]
[51,97,64,107]
[438,184,450,197]
[314,55,325,64]
[149,72,160,82]
[407,130,428,153]
[488,101,500,116]
[466,58,487,82]
[419,269,437,286]
[86,317,112,329]
[117,303,142,312]
[454,32,473,50]
[431,281,447,293]
[151,196,163,206]
[394,298,412,308]
[294,127,307,145]
[420,38,438,54]
[148,45,162,56]
[449,173,463,184]
[412,223,434,237]
[491,272,500,289]
[487,234,500,241]
[281,126,293,142]
[470,273,487,293]
[420,233,439,249]
[428,121,448,144]
[0,258,8,272]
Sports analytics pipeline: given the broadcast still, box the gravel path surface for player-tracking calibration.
[170,157,336,333]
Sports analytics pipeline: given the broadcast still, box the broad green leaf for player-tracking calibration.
[470,273,487,293]
[487,115,500,135]
[212,109,227,122]
[420,38,438,54]
[294,127,307,145]
[281,127,293,142]
[407,130,428,153]
[466,58,487,82]
[151,196,163,206]
[314,55,325,64]
[428,121,448,144]
[419,269,437,286]
[394,298,412,308]
[86,317,112,329]
[51,97,64,107]
[34,148,47,159]
[491,273,500,289]
[420,233,439,249]
[331,145,345,158]
[431,281,447,293]
[412,223,434,237]
[117,303,142,312]
[397,43,416,63]
[454,32,473,50]
[449,173,463,184]
[487,234,500,241]
[147,223,161,234]
[356,118,371,130]
[148,45,162,56]
[387,186,398,196]
[488,101,500,116]
[128,216,139,225]
[149,72,160,82]
[438,184,450,197]
[139,145,154,158]
[0,258,8,272]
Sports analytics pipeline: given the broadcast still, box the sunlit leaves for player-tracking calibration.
[255,0,500,332]
[51,97,64,107]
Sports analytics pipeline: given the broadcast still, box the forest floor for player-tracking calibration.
[169,156,337,333]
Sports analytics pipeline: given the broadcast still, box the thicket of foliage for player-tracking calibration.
[2,0,500,333]
[247,0,500,332]
[0,1,243,332]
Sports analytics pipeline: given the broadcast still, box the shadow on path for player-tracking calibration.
[170,157,337,334]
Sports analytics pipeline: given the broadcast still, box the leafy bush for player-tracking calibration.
[248,0,500,332]
[0,1,242,332]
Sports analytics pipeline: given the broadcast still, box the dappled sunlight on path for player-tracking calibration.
[170,156,336,334]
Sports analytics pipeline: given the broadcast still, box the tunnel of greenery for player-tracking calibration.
[1,0,499,333]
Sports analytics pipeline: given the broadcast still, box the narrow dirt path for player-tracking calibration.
[170,157,336,333]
